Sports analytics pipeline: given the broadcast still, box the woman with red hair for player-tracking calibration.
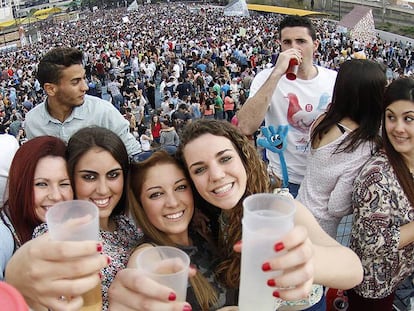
[0,135,73,280]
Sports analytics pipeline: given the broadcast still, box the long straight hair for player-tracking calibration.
[311,59,386,153]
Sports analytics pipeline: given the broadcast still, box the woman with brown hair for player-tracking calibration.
[128,150,231,310]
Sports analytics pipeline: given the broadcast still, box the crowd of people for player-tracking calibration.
[0,2,414,311]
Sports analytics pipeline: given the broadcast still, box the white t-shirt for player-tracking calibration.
[249,66,337,184]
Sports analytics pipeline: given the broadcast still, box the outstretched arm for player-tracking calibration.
[5,234,108,311]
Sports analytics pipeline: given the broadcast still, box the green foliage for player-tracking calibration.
[400,26,414,36]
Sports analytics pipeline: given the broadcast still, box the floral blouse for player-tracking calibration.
[33,214,143,310]
[350,150,414,298]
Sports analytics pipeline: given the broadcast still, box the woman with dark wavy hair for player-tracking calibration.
[177,119,363,305]
[348,77,414,310]
[106,120,363,311]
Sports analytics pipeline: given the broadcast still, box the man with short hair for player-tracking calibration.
[238,15,337,197]
[25,47,148,161]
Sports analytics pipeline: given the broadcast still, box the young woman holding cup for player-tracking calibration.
[34,127,144,310]
[0,136,73,280]
[2,136,109,311]
[127,150,233,310]
[108,120,363,311]
[177,119,363,310]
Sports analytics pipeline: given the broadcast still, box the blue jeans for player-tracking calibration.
[288,182,300,198]
[304,292,326,311]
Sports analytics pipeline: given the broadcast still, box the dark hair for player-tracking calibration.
[279,15,317,40]
[37,47,83,87]
[382,77,414,208]
[4,136,67,245]
[177,119,270,288]
[66,127,129,216]
[312,59,386,153]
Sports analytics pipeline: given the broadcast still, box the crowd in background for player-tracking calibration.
[1,3,414,310]
[1,2,414,145]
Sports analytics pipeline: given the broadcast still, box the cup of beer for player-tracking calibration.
[46,200,102,311]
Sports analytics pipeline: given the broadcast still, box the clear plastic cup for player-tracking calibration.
[136,246,190,301]
[238,193,296,311]
[46,200,102,311]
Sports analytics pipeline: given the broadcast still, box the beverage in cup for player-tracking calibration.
[238,193,296,311]
[136,246,190,301]
[46,200,102,311]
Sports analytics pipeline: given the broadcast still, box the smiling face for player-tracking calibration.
[385,99,414,163]
[183,133,247,210]
[140,163,194,244]
[73,147,124,230]
[33,156,73,221]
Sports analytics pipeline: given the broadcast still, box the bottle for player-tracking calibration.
[286,58,299,80]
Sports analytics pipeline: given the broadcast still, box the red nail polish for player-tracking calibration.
[273,291,280,298]
[234,240,242,246]
[97,243,103,252]
[168,292,176,301]
[183,305,192,311]
[262,262,271,271]
[274,242,285,252]
[99,272,102,279]
[190,263,197,270]
[267,279,276,287]
[106,256,112,265]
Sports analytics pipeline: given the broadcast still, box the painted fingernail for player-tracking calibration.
[99,272,102,279]
[274,242,285,252]
[190,263,197,270]
[234,240,242,247]
[97,243,103,252]
[168,292,176,301]
[183,305,192,311]
[267,279,276,287]
[106,256,112,265]
[262,262,271,271]
[273,291,280,298]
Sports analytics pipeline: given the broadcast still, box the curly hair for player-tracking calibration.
[177,119,270,288]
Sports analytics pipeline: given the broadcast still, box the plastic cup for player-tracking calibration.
[46,200,102,311]
[286,58,299,80]
[46,200,99,241]
[238,193,296,311]
[136,246,190,301]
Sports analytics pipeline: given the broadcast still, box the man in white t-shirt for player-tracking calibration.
[238,15,337,197]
